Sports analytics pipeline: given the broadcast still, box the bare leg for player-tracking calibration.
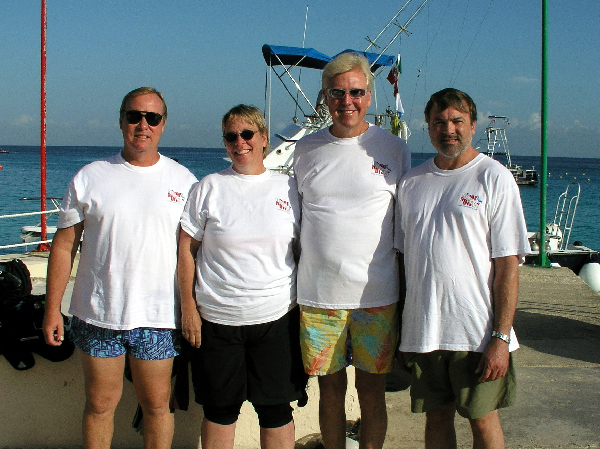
[260,421,296,449]
[469,410,505,449]
[80,351,125,449]
[128,356,175,449]
[201,418,236,449]
[354,369,387,449]
[318,369,348,449]
[425,404,457,449]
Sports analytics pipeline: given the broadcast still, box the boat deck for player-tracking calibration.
[525,246,599,274]
[1,253,598,448]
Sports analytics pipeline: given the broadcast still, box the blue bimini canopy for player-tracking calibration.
[334,49,396,72]
[262,44,332,70]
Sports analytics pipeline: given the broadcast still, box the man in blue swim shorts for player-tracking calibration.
[43,87,197,449]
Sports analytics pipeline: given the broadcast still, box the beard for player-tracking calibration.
[435,134,472,159]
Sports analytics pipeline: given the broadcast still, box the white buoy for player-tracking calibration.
[578,262,600,294]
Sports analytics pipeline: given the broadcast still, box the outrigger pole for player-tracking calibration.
[363,0,430,74]
[37,0,50,251]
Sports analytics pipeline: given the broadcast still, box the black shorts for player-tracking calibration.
[191,307,307,407]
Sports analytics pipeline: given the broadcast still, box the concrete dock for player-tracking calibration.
[1,253,598,448]
[383,265,600,449]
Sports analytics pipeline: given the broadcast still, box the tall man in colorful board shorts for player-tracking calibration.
[42,87,197,449]
[396,88,530,448]
[294,51,411,449]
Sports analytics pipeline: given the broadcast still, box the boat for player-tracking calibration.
[261,2,419,175]
[476,115,539,186]
[259,12,599,290]
[20,224,58,243]
[525,182,599,277]
[18,197,61,244]
[0,149,9,154]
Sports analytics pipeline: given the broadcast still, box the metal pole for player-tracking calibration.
[37,0,50,251]
[536,0,550,267]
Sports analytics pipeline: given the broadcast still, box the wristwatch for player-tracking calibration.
[491,330,510,344]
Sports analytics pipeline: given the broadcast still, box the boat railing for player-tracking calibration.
[368,111,411,142]
[0,198,60,251]
[551,182,580,251]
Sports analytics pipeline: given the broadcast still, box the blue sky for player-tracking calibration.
[1,0,598,158]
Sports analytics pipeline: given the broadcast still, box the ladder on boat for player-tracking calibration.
[549,182,580,251]
[481,116,512,167]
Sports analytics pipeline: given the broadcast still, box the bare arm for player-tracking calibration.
[396,252,412,372]
[477,254,520,382]
[43,223,83,346]
[177,228,202,348]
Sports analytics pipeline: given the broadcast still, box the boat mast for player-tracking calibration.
[36,0,50,251]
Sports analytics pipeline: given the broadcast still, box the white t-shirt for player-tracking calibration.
[180,168,300,326]
[59,153,198,330]
[396,154,530,353]
[294,125,411,309]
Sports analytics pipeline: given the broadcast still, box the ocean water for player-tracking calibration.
[0,145,231,255]
[1,145,599,254]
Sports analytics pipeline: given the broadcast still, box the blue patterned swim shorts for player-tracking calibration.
[70,316,180,360]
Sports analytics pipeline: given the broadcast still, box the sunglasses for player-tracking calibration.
[326,88,367,99]
[223,129,259,143]
[124,110,164,127]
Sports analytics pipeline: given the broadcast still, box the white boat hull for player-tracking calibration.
[20,225,57,243]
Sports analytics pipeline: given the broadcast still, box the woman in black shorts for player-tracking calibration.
[177,105,306,448]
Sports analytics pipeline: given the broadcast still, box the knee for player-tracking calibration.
[139,399,171,418]
[136,387,172,417]
[469,410,501,433]
[253,403,294,429]
[203,403,243,426]
[85,390,122,416]
[426,404,456,427]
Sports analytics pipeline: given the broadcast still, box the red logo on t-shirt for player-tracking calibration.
[167,190,185,204]
[459,192,482,210]
[275,198,291,212]
[372,161,391,176]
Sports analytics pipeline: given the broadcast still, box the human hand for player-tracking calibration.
[181,306,202,348]
[476,338,509,382]
[42,309,65,346]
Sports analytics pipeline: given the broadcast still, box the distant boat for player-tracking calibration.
[0,150,9,154]
[476,116,539,186]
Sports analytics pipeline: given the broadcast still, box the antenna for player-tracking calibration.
[294,6,310,121]
[363,0,430,72]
